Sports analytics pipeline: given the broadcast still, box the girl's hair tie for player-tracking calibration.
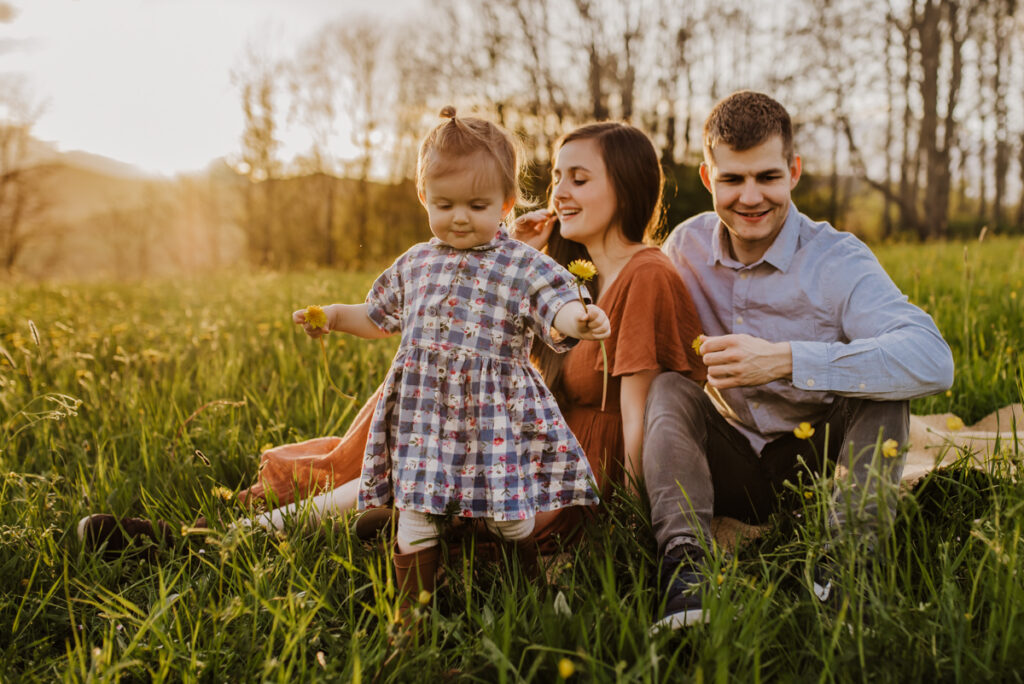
[439,105,457,121]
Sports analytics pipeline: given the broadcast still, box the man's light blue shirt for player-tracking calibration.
[663,204,954,453]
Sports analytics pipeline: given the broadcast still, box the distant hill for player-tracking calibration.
[12,138,424,280]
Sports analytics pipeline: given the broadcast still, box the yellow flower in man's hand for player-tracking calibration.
[882,438,900,458]
[304,305,328,330]
[692,335,705,356]
[946,416,964,432]
[567,259,597,283]
[793,422,815,440]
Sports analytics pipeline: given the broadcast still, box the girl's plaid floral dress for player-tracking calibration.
[360,228,599,521]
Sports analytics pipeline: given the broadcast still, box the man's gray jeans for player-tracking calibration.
[642,372,909,555]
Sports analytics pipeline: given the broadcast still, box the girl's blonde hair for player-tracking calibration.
[416,106,524,212]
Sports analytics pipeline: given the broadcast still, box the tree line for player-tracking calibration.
[2,0,1022,276]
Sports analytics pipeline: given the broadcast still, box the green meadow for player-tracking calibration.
[1,237,1023,682]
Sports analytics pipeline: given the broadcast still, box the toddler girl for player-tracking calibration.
[294,107,608,614]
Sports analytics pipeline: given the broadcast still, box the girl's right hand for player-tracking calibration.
[511,209,556,251]
[293,308,330,339]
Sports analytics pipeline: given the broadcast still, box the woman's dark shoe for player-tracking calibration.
[77,514,174,559]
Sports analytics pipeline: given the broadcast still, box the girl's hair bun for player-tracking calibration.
[439,105,457,119]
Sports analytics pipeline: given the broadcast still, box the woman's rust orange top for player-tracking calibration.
[557,247,706,495]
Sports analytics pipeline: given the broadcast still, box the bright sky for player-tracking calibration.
[1,0,418,176]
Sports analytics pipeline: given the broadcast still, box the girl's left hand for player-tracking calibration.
[577,305,611,340]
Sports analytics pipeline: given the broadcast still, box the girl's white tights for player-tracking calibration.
[396,510,535,554]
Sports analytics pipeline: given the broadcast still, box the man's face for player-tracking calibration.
[700,135,801,265]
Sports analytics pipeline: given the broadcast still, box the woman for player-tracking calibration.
[79,122,706,554]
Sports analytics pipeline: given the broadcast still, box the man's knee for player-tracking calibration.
[835,397,910,443]
[646,372,708,420]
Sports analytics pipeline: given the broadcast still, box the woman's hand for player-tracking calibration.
[511,209,556,251]
[293,307,330,339]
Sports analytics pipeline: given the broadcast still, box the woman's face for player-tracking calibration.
[551,138,619,245]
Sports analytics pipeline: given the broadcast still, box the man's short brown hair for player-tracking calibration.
[703,91,794,164]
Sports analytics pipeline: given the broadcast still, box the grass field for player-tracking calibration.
[1,237,1023,682]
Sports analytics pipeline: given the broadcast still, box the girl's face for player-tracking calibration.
[551,138,619,245]
[419,156,513,250]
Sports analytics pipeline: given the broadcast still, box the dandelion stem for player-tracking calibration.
[573,280,608,411]
[320,337,356,401]
[599,340,609,411]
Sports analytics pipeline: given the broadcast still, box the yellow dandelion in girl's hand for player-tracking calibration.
[567,259,597,283]
[882,438,900,458]
[299,304,356,402]
[304,305,328,330]
[946,416,964,432]
[793,422,815,440]
[558,658,576,679]
[566,259,608,412]
[692,335,705,356]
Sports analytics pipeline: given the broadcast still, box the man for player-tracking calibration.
[645,91,954,629]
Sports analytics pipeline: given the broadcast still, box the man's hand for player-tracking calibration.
[698,333,792,389]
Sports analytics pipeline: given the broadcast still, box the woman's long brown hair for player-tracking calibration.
[531,122,665,406]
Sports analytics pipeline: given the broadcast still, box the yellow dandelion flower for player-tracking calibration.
[210,486,234,501]
[691,335,705,356]
[558,658,576,679]
[418,589,432,605]
[946,416,964,432]
[567,259,597,283]
[716,573,725,586]
[304,305,328,330]
[945,390,953,397]
[803,491,814,500]
[793,422,815,440]
[1011,291,1017,300]
[882,438,900,458]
